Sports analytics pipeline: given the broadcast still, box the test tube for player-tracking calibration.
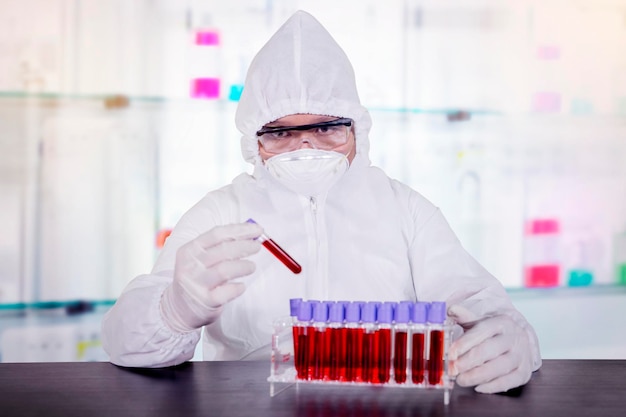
[376,302,394,384]
[410,302,428,384]
[246,218,302,274]
[393,301,412,384]
[345,302,364,382]
[427,302,446,386]
[312,301,329,380]
[290,298,302,369]
[294,300,313,380]
[327,302,347,381]
[361,302,379,383]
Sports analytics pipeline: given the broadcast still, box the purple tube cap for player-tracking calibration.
[328,302,345,323]
[289,298,302,317]
[361,302,378,323]
[395,301,412,323]
[312,301,329,322]
[345,302,361,323]
[412,302,429,324]
[378,302,394,324]
[297,301,312,321]
[428,301,446,324]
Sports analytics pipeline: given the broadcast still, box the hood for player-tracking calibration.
[235,10,372,166]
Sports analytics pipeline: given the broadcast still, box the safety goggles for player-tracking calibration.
[256,118,353,153]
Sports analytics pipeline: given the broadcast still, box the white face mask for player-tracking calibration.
[265,149,349,196]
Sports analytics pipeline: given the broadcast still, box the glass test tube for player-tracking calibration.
[312,301,330,380]
[376,302,394,384]
[345,302,364,382]
[427,302,446,386]
[246,218,302,274]
[360,302,379,383]
[294,300,312,380]
[393,301,412,384]
[305,300,321,379]
[328,302,347,381]
[410,302,429,384]
[289,298,302,368]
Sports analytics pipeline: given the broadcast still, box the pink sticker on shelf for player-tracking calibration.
[525,265,560,287]
[191,78,220,99]
[537,45,560,60]
[195,30,220,46]
[532,92,561,113]
[526,219,560,235]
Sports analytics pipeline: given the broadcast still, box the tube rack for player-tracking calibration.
[268,300,456,404]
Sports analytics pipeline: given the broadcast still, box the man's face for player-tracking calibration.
[257,114,356,163]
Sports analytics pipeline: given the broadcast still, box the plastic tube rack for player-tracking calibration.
[268,299,456,404]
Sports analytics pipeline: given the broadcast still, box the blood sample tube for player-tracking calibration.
[410,302,429,384]
[345,302,363,382]
[294,300,312,380]
[246,218,302,274]
[361,302,379,383]
[327,301,347,381]
[311,301,330,380]
[289,298,302,370]
[427,301,446,386]
[393,301,412,384]
[376,302,394,384]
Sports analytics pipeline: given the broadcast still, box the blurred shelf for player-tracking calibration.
[506,283,626,299]
[0,300,115,312]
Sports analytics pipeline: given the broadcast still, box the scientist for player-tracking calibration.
[102,10,541,394]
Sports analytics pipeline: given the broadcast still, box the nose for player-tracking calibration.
[296,132,317,150]
[299,138,315,149]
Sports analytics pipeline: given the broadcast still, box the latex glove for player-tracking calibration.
[160,222,263,333]
[447,305,533,394]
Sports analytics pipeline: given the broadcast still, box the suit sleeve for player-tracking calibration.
[100,204,210,368]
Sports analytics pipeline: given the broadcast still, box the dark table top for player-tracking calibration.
[0,359,624,417]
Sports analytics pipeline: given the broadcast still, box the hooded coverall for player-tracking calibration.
[102,11,541,372]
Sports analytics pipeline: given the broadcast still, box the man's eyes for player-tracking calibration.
[268,131,290,139]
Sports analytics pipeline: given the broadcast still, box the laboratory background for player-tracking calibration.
[0,0,625,362]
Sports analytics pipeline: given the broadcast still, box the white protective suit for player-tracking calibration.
[102,11,541,373]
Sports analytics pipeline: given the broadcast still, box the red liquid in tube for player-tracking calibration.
[328,327,347,381]
[428,329,444,385]
[294,326,309,380]
[393,331,408,383]
[376,328,392,383]
[246,219,302,274]
[306,325,316,380]
[362,327,384,383]
[321,327,333,380]
[262,239,302,274]
[411,332,426,384]
[313,327,327,380]
[292,326,299,372]
[346,327,363,382]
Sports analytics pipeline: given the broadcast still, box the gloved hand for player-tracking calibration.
[447,305,534,394]
[160,222,263,333]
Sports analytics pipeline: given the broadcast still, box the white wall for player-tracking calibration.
[510,286,626,359]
